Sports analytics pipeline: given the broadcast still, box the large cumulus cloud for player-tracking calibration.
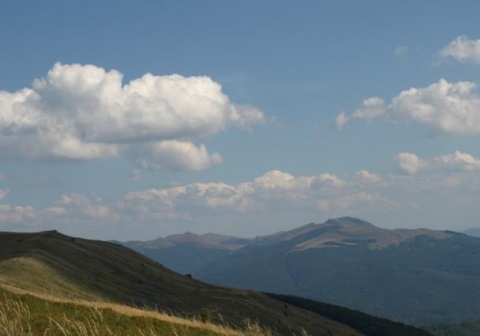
[337,79,480,134]
[0,63,266,169]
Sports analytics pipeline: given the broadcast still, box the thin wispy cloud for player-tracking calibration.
[395,151,480,175]
[1,151,479,237]
[394,45,408,58]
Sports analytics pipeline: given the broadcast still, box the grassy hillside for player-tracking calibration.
[0,287,243,336]
[0,230,365,336]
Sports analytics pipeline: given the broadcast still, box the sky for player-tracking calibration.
[1,1,480,240]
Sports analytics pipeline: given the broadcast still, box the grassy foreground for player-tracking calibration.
[0,288,280,336]
[0,231,365,336]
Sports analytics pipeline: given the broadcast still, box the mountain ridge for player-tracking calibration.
[120,217,480,325]
[249,216,455,251]
[0,229,435,336]
[0,230,365,335]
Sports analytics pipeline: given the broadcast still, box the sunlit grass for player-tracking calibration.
[0,257,103,302]
[0,287,280,336]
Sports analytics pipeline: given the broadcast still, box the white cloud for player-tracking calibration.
[0,63,267,170]
[386,151,480,193]
[439,35,480,64]
[0,169,361,230]
[254,170,312,191]
[2,161,479,236]
[120,182,251,221]
[0,188,9,199]
[395,151,480,174]
[0,204,37,224]
[335,112,348,130]
[52,193,114,220]
[119,169,375,220]
[335,97,385,130]
[338,79,480,135]
[229,105,267,129]
[431,151,480,171]
[395,153,424,174]
[355,170,383,185]
[351,97,385,121]
[315,173,346,188]
[130,140,222,171]
[390,80,480,134]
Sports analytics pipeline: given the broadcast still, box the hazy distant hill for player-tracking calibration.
[463,227,480,237]
[122,217,480,326]
[0,230,434,336]
[120,232,251,274]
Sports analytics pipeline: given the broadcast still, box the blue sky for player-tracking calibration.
[1,1,480,240]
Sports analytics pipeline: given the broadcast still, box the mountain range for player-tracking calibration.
[121,217,480,326]
[0,229,433,336]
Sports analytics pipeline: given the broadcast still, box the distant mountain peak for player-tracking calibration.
[42,229,59,234]
[257,217,455,251]
[325,217,376,227]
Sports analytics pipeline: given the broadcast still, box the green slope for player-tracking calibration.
[0,287,232,336]
[0,230,365,336]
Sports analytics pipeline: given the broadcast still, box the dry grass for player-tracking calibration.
[0,234,320,336]
[0,286,278,336]
[0,296,33,336]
